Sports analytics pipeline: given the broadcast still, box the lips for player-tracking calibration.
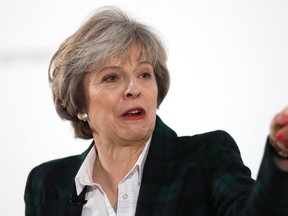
[121,107,146,119]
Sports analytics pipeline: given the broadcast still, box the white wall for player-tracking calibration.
[0,0,287,215]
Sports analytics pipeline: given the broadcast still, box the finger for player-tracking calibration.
[275,113,288,126]
[275,125,288,144]
[270,114,286,133]
[270,106,288,140]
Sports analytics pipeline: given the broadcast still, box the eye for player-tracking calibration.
[103,74,118,82]
[140,72,152,79]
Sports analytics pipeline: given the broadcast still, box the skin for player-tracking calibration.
[78,44,158,205]
[76,44,288,206]
[270,106,288,171]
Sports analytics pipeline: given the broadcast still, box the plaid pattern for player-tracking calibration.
[24,116,288,215]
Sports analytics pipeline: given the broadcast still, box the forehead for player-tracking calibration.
[102,44,151,68]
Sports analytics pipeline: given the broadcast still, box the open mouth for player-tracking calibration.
[121,108,146,119]
[125,109,142,116]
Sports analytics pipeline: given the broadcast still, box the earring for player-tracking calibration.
[82,113,89,122]
[77,112,89,122]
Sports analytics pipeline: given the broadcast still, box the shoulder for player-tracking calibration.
[175,130,242,163]
[155,116,236,150]
[25,143,93,199]
[153,116,240,159]
[25,154,81,196]
[176,130,250,177]
[27,142,93,181]
[28,154,81,182]
[179,130,238,151]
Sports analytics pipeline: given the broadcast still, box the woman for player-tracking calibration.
[24,6,288,216]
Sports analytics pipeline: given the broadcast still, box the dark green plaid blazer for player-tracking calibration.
[24,116,288,215]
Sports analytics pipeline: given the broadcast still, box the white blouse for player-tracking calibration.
[75,137,151,216]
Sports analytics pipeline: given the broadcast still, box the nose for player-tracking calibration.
[124,80,141,99]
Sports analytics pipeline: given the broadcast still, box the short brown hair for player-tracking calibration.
[48,6,170,139]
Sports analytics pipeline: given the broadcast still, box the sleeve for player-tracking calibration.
[205,131,288,216]
[24,168,38,216]
[23,163,61,216]
[251,137,288,214]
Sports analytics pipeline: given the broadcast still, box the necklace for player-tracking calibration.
[96,158,118,212]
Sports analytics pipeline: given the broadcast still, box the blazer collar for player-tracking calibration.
[56,142,94,198]
[38,143,94,216]
[135,115,179,215]
[43,115,177,216]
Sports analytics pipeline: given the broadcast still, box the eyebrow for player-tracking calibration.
[99,61,153,72]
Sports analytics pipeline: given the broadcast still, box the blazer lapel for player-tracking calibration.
[136,116,181,216]
[36,116,180,216]
[37,144,93,216]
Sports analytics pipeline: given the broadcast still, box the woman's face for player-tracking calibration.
[82,45,158,145]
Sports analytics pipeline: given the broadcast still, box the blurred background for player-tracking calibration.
[0,0,287,215]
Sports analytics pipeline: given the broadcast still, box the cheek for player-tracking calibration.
[86,90,120,114]
[151,84,159,106]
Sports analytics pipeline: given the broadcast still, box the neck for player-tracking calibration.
[92,136,149,191]
[92,141,147,213]
[92,134,149,170]
[94,142,146,179]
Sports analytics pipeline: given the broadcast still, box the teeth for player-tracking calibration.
[128,110,141,115]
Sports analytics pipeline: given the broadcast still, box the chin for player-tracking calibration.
[122,131,151,142]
